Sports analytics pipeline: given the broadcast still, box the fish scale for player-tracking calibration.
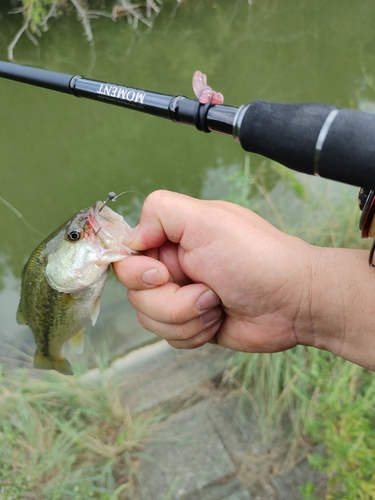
[17,200,135,375]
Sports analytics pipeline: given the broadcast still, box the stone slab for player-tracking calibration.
[136,400,239,500]
[196,478,252,500]
[81,341,231,412]
[226,491,252,500]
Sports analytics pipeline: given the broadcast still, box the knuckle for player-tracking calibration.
[175,322,195,341]
[136,311,149,329]
[169,307,188,326]
[169,305,193,327]
[186,336,205,348]
[145,189,170,211]
[168,340,184,350]
[127,289,138,307]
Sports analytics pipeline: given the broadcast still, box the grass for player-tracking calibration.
[224,156,375,498]
[2,156,374,499]
[305,356,375,499]
[7,0,179,60]
[0,367,157,500]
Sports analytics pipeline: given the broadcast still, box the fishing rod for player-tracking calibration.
[2,60,375,257]
[1,60,375,189]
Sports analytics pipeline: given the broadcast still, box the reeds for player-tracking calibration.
[0,369,156,499]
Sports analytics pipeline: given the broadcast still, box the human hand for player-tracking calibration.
[113,190,316,352]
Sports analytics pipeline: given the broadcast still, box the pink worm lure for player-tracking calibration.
[192,70,224,105]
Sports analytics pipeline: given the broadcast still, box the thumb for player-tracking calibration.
[122,190,197,252]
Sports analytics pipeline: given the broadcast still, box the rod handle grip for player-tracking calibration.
[238,100,375,188]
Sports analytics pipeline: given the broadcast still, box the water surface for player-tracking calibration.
[1,0,375,372]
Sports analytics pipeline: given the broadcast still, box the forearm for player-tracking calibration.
[307,246,375,370]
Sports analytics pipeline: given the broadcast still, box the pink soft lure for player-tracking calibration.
[192,70,224,105]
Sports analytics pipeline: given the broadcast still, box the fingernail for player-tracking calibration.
[200,307,222,325]
[141,268,164,285]
[196,290,220,312]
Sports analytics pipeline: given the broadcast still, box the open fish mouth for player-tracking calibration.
[91,201,137,257]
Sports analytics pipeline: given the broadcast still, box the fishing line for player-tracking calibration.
[115,190,146,201]
[96,190,145,235]
[0,195,46,238]
[100,190,146,210]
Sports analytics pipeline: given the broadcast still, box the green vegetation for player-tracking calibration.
[0,368,157,499]
[7,0,176,60]
[306,357,375,499]
[226,157,375,499]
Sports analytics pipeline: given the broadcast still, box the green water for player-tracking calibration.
[1,0,375,371]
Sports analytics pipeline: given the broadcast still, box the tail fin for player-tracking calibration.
[34,350,73,375]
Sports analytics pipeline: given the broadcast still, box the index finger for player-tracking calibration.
[123,190,205,252]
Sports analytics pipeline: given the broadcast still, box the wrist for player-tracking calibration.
[304,246,375,370]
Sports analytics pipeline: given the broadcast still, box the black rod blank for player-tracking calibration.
[2,60,375,189]
[0,60,74,93]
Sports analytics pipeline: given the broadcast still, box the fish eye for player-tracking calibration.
[67,229,82,242]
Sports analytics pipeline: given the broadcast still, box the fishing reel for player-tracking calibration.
[358,187,375,266]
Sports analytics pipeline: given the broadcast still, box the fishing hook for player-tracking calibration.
[99,191,117,212]
[95,191,117,235]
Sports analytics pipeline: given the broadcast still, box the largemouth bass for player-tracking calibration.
[17,200,136,375]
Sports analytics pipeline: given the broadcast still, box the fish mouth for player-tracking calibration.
[91,201,136,256]
[82,202,113,243]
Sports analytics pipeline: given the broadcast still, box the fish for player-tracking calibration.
[16,199,136,375]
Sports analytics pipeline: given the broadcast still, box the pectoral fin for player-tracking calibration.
[91,297,101,326]
[34,350,73,376]
[68,328,85,354]
[16,306,28,325]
